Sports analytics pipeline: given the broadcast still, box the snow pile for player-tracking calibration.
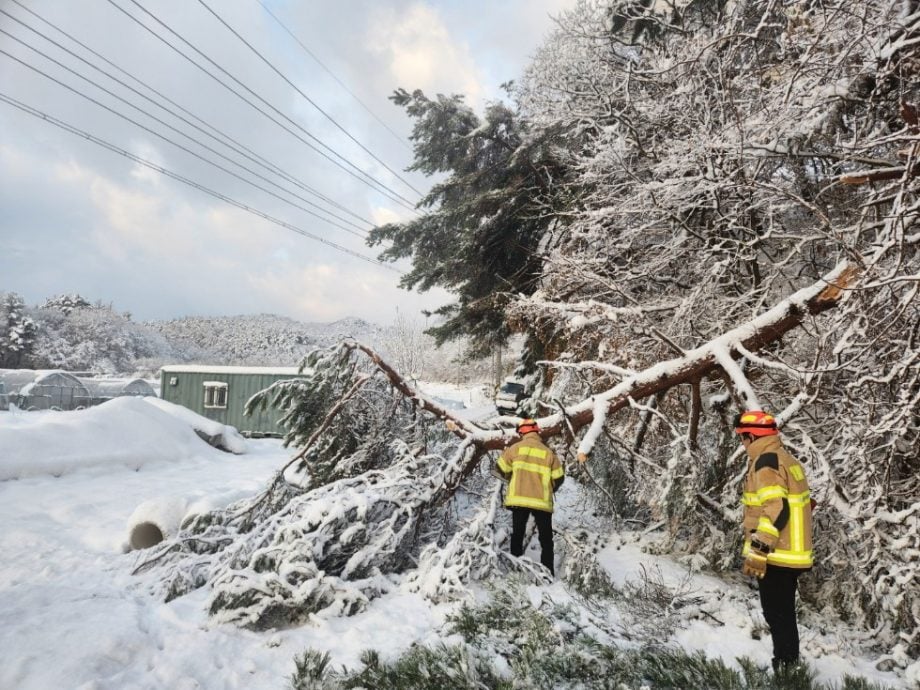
[0,397,239,481]
[142,397,247,454]
[416,380,496,422]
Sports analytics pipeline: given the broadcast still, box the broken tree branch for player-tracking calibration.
[334,262,857,465]
[485,261,859,454]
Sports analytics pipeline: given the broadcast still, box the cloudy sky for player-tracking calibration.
[0,0,572,325]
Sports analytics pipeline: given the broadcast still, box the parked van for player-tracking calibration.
[495,378,527,415]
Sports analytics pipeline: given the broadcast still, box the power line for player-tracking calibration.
[111,0,412,211]
[6,0,375,229]
[0,43,369,239]
[104,0,419,212]
[196,0,420,195]
[0,13,372,235]
[0,91,398,271]
[257,0,412,153]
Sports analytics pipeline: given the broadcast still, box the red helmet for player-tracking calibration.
[517,418,540,435]
[733,410,779,437]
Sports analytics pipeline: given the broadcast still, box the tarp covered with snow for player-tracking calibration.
[142,397,246,454]
[0,397,244,481]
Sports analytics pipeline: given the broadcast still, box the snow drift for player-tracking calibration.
[0,397,246,481]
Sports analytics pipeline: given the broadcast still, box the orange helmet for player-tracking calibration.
[733,410,779,437]
[517,418,540,435]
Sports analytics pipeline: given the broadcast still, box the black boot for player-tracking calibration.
[772,656,807,683]
[773,657,800,670]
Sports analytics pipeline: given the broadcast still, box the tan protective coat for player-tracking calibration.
[741,435,813,569]
[497,432,563,512]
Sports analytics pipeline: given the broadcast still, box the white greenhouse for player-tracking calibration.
[0,370,156,411]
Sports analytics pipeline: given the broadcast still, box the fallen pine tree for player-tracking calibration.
[132,261,858,630]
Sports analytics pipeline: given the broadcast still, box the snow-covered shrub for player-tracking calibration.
[559,529,619,600]
[288,584,889,689]
[289,649,336,690]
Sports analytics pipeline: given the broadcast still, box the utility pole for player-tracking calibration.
[492,338,502,389]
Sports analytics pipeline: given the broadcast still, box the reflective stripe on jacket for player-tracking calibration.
[497,432,563,512]
[741,435,813,569]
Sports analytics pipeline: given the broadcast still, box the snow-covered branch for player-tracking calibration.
[488,262,857,454]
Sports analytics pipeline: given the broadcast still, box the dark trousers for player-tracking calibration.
[510,507,554,575]
[758,565,802,665]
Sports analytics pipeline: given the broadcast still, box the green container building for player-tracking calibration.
[159,365,306,436]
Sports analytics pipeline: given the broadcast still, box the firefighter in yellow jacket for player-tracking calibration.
[496,418,564,575]
[735,410,813,671]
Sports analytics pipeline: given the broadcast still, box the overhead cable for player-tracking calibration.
[0,15,372,233]
[0,91,398,271]
[257,0,412,153]
[105,0,418,212]
[0,44,369,238]
[196,0,420,194]
[6,0,374,228]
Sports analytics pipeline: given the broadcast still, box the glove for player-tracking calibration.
[742,547,768,579]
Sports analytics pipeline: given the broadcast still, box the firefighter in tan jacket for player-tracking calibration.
[496,418,564,575]
[735,410,813,671]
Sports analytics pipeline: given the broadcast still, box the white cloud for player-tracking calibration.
[127,141,165,187]
[367,4,484,102]
[24,147,445,323]
[246,261,441,323]
[370,205,405,226]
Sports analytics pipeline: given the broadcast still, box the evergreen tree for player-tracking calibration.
[0,292,37,368]
[40,293,91,315]
[368,89,577,357]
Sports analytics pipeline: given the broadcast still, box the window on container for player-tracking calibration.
[203,381,228,409]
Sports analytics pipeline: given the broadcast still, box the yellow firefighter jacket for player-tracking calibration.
[497,432,564,512]
[741,435,813,569]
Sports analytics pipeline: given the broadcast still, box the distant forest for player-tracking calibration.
[0,291,492,381]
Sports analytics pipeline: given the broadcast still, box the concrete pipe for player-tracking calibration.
[126,496,190,550]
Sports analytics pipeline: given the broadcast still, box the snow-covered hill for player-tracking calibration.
[1,291,388,375]
[146,314,385,368]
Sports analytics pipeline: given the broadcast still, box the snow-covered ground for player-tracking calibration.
[0,403,449,690]
[0,395,911,689]
[416,379,497,423]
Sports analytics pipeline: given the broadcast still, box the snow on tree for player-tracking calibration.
[32,301,176,374]
[381,309,430,382]
[133,0,917,669]
[134,341,549,629]
[40,293,92,315]
[134,263,849,625]
[4,295,392,375]
[504,0,920,664]
[0,292,37,368]
[368,88,580,358]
